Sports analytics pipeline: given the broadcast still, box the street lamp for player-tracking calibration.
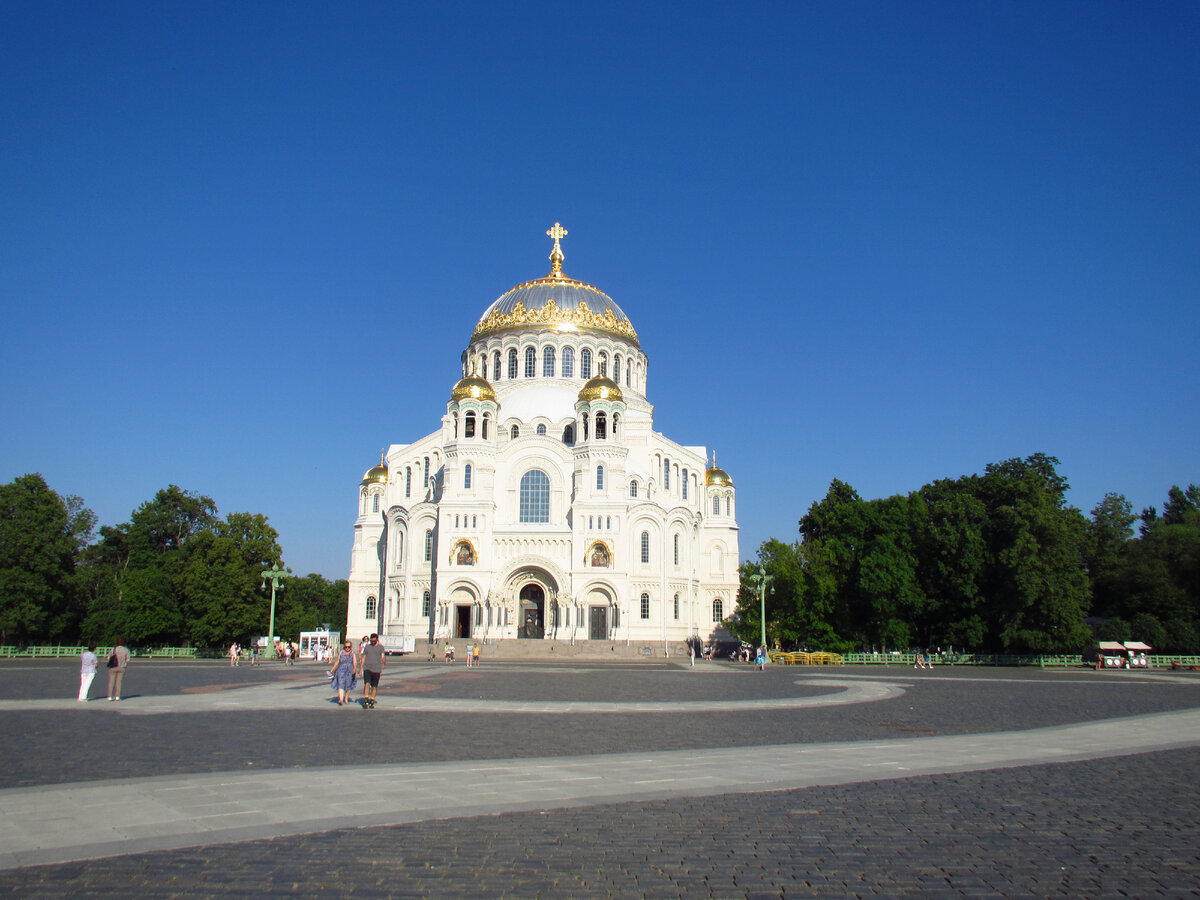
[260,563,287,660]
[747,565,773,651]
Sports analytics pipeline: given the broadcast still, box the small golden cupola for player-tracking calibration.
[451,355,498,404]
[361,450,389,485]
[577,375,624,405]
[705,452,732,487]
[450,372,498,404]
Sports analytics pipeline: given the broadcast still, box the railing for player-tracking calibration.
[0,646,200,659]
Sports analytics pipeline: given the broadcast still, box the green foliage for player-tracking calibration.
[0,474,89,643]
[1097,616,1131,643]
[749,455,1098,654]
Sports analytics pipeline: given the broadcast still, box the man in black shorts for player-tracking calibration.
[359,633,386,708]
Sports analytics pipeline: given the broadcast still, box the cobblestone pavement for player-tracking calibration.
[0,659,1197,897]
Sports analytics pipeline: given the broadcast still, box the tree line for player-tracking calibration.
[732,454,1199,654]
[0,474,347,648]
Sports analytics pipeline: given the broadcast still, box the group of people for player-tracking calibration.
[327,633,387,707]
[439,642,481,666]
[78,639,131,702]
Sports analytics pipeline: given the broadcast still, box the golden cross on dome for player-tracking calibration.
[546,222,568,276]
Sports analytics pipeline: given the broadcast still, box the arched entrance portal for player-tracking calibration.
[519,583,545,639]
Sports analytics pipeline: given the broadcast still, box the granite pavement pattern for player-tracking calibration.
[0,659,1197,897]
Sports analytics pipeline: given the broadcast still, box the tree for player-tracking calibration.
[1087,492,1136,618]
[0,474,89,643]
[976,454,1092,652]
[181,512,283,645]
[81,486,218,645]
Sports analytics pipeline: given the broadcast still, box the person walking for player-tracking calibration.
[328,640,358,706]
[755,645,767,671]
[78,645,98,701]
[229,642,240,667]
[107,638,131,701]
[359,633,385,708]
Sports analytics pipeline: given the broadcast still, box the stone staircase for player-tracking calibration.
[412,638,699,661]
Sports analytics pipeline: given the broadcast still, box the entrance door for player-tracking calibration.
[589,606,607,641]
[456,605,472,639]
[519,583,545,639]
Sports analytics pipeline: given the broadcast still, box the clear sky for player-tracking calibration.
[2,2,1197,579]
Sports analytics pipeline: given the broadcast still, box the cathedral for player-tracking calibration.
[347,224,739,650]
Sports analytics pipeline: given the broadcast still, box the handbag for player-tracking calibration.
[106,651,118,669]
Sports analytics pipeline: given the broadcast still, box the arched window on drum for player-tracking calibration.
[519,469,551,523]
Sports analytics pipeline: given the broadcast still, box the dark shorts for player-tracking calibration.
[363,670,381,687]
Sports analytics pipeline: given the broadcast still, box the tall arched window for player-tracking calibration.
[482,413,490,440]
[598,351,608,377]
[423,457,430,488]
[465,412,476,438]
[480,356,487,380]
[510,424,519,440]
[405,467,412,497]
[524,346,536,377]
[673,593,680,620]
[640,592,650,619]
[519,469,551,523]
[543,346,555,377]
[424,529,433,562]
[562,346,574,378]
[626,364,632,387]
[372,494,379,513]
[493,351,501,380]
[614,354,621,383]
[464,464,472,489]
[713,495,720,516]
[663,458,670,490]
[682,469,688,500]
[507,349,517,379]
[673,533,679,565]
[581,348,592,379]
[640,531,650,564]
[630,481,637,498]
[712,598,724,623]
[395,532,404,566]
[726,496,731,516]
[422,590,431,617]
[563,423,575,445]
[612,413,619,437]
[366,596,377,619]
[595,411,607,440]
[596,465,604,491]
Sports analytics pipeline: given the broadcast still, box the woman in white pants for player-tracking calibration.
[78,645,98,701]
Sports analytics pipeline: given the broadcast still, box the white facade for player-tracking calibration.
[347,225,738,647]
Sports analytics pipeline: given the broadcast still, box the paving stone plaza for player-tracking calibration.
[0,656,1198,897]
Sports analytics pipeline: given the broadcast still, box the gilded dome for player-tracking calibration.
[578,375,624,405]
[705,464,732,487]
[361,459,388,485]
[450,374,497,403]
[470,223,639,346]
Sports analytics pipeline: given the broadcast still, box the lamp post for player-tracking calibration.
[260,563,287,660]
[747,565,773,651]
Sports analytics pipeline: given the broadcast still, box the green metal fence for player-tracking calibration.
[0,646,200,659]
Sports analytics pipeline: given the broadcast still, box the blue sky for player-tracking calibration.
[2,2,1197,579]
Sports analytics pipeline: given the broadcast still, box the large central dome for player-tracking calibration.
[470,223,639,347]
